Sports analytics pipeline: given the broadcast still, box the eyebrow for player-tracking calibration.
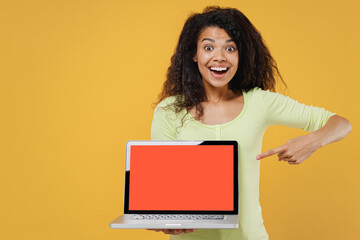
[201,38,234,43]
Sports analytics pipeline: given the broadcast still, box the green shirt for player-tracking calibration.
[151,87,335,240]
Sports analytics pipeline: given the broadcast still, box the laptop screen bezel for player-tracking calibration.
[123,140,239,215]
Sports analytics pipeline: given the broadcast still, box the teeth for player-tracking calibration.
[210,67,228,71]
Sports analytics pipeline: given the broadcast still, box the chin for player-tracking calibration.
[206,79,231,89]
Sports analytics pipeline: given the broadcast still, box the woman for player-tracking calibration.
[149,6,351,240]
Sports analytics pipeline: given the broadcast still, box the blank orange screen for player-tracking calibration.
[129,145,234,211]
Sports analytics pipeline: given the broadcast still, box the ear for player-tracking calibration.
[193,56,197,62]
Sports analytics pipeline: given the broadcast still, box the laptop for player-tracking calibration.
[109,140,239,229]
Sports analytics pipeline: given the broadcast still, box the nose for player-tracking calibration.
[213,49,226,62]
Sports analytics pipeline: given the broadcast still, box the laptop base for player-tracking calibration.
[109,214,239,229]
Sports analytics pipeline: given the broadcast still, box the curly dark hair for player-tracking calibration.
[157,6,285,120]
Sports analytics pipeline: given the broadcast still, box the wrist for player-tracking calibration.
[307,131,326,149]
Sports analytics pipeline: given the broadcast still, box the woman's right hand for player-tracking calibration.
[147,229,194,235]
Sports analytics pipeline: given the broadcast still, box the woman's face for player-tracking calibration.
[194,27,239,90]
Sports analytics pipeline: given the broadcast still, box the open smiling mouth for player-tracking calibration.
[209,67,229,77]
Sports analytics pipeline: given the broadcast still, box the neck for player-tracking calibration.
[204,84,231,103]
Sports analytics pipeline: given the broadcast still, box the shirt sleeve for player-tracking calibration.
[150,99,177,140]
[259,89,336,132]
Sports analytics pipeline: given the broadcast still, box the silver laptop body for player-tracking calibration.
[109,140,239,229]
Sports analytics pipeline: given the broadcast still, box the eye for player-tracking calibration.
[226,46,236,51]
[204,45,213,51]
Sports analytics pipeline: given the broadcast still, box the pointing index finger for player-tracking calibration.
[256,146,284,160]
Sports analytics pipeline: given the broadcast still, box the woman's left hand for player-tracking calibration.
[256,134,321,165]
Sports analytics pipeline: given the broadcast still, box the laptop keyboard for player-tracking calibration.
[131,215,224,220]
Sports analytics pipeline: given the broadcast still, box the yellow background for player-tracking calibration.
[1,0,359,239]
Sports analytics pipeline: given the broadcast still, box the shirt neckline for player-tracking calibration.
[186,89,248,128]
